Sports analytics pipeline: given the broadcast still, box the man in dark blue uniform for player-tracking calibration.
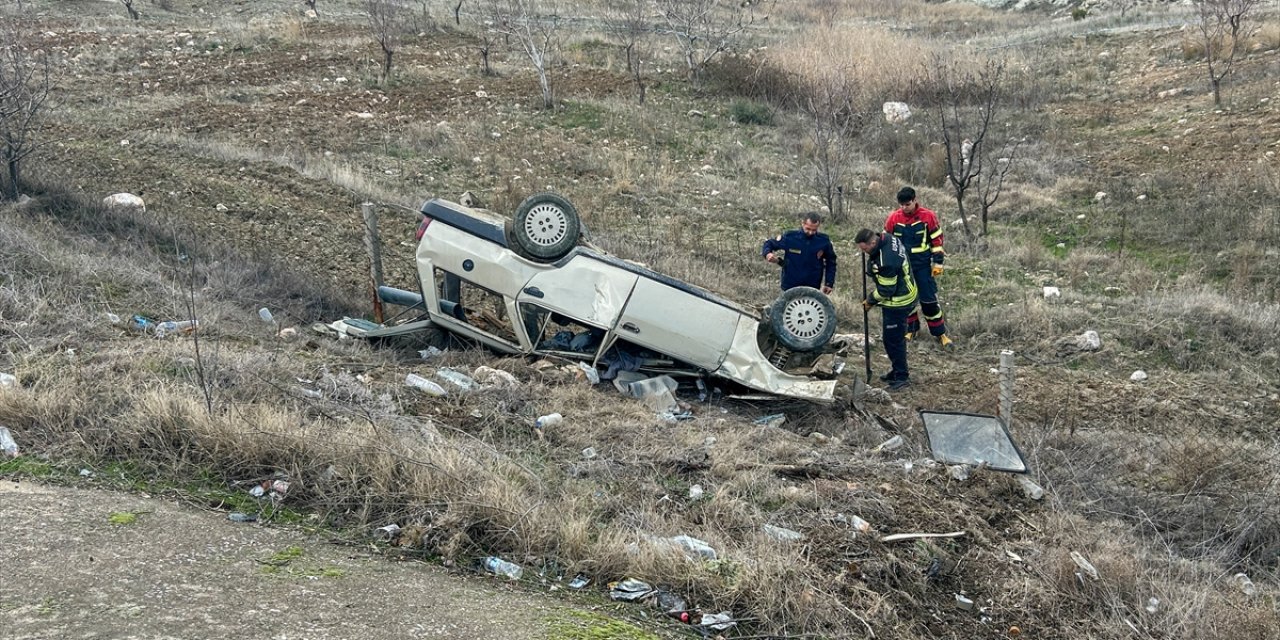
[761,212,836,294]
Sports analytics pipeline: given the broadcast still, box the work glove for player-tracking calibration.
[861,299,874,311]
[931,264,944,277]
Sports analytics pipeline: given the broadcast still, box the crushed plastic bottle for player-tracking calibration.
[129,315,155,333]
[535,413,563,429]
[875,435,904,452]
[1,426,19,457]
[436,368,476,391]
[0,372,17,388]
[105,312,121,325]
[258,307,275,324]
[1235,572,1257,597]
[228,512,257,523]
[482,556,523,580]
[608,578,655,601]
[154,319,198,338]
[1017,475,1045,501]
[405,373,447,396]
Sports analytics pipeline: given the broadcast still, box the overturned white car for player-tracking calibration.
[394,192,839,401]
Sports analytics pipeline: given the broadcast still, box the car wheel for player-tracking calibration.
[512,192,581,262]
[768,286,836,352]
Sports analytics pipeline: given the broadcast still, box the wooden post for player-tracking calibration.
[999,350,1015,429]
[362,202,385,324]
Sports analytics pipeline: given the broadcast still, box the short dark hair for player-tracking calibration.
[854,228,877,244]
[801,211,823,225]
[897,186,916,204]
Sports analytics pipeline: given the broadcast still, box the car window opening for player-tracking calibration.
[432,268,519,345]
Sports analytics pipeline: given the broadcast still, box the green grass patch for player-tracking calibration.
[728,99,773,126]
[557,101,608,131]
[545,610,659,640]
[0,457,55,477]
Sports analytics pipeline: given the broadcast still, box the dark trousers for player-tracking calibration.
[882,305,910,381]
[907,259,947,337]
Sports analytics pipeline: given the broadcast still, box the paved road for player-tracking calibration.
[0,479,609,640]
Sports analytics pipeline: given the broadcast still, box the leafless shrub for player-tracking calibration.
[655,0,765,82]
[602,0,651,104]
[365,0,408,87]
[0,18,53,200]
[483,0,563,108]
[1192,0,1262,107]
[120,0,139,20]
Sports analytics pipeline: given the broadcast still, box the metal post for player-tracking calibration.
[362,202,385,324]
[999,349,1015,429]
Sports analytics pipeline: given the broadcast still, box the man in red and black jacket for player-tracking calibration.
[884,187,952,347]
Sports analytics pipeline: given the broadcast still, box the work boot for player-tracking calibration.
[879,371,894,382]
[939,334,954,349]
[887,378,911,391]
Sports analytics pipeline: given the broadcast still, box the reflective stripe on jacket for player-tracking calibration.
[866,234,917,309]
[885,205,944,263]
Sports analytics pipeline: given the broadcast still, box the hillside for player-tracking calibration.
[1,1,1278,638]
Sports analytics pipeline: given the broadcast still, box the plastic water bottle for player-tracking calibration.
[129,315,154,332]
[155,320,197,337]
[0,426,18,457]
[258,307,275,324]
[535,413,563,429]
[1235,572,1258,596]
[405,373,447,396]
[482,556,523,580]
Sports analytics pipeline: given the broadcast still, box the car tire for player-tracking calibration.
[768,286,836,352]
[512,192,581,262]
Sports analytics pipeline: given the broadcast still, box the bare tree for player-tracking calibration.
[485,0,562,109]
[976,134,1023,236]
[655,0,761,82]
[365,0,406,87]
[799,66,867,223]
[920,56,1011,239]
[120,0,140,20]
[603,0,651,104]
[1193,0,1260,108]
[0,20,53,201]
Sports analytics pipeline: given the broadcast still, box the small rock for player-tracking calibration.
[1043,286,1061,299]
[1130,370,1148,382]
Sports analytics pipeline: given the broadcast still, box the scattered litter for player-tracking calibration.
[659,410,694,422]
[0,373,16,388]
[608,578,656,601]
[881,531,967,543]
[1,427,19,457]
[687,484,704,500]
[1144,597,1160,613]
[620,375,679,413]
[948,465,970,481]
[375,524,401,541]
[651,534,717,560]
[301,388,323,399]
[418,346,443,360]
[474,365,517,386]
[699,612,737,632]
[258,307,275,324]
[754,413,786,429]
[1075,330,1102,351]
[882,101,912,124]
[153,319,198,338]
[1070,551,1099,581]
[405,373,447,396]
[228,512,257,523]
[1235,572,1257,596]
[1130,370,1148,382]
[1005,549,1024,563]
[436,368,476,391]
[278,327,298,339]
[581,447,597,460]
[567,574,590,589]
[1043,286,1061,299]
[482,556,523,580]
[105,312,121,324]
[129,315,155,333]
[834,513,872,535]
[576,362,600,384]
[535,413,563,429]
[955,594,975,610]
[874,435,904,452]
[79,468,93,477]
[762,524,805,542]
[249,485,265,498]
[1017,475,1045,500]
[654,589,687,613]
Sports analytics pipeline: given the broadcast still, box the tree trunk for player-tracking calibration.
[480,45,491,76]
[537,67,553,109]
[1211,77,1222,108]
[5,155,19,201]
[382,49,393,87]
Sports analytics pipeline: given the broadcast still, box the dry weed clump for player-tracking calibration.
[766,26,942,105]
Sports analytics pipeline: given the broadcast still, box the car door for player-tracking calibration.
[615,278,740,371]
[514,255,639,349]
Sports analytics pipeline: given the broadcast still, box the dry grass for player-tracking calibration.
[4,1,1280,637]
